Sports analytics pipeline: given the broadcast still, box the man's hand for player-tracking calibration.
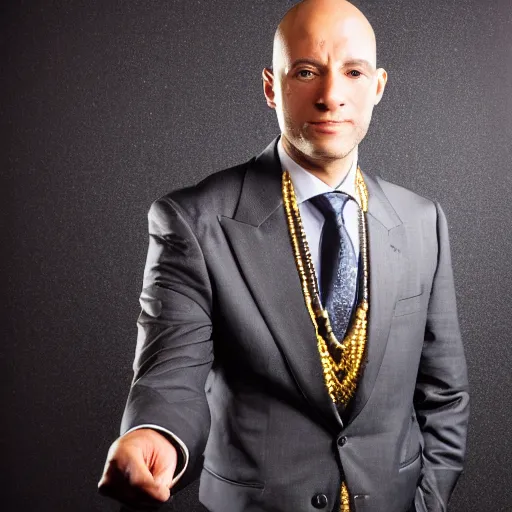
[98,428,178,508]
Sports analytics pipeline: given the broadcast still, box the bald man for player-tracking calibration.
[99,1,469,511]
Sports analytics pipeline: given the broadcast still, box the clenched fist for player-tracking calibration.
[98,428,178,508]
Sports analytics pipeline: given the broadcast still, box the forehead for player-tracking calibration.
[280,16,376,65]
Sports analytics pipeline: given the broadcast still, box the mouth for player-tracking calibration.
[309,120,351,134]
[310,120,351,125]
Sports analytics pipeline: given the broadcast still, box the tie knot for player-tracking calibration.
[311,192,351,223]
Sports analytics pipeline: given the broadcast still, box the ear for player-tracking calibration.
[262,67,276,109]
[374,68,388,106]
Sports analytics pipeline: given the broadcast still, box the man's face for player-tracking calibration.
[264,12,387,161]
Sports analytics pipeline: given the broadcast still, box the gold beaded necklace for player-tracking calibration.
[281,167,370,512]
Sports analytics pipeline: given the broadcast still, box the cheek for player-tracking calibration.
[352,93,376,122]
[281,97,308,126]
[283,84,312,111]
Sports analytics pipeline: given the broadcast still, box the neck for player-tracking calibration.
[281,136,355,188]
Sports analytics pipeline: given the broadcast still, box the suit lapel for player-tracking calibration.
[220,137,340,432]
[346,172,405,424]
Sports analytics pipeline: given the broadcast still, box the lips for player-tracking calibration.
[309,120,351,134]
[310,120,351,125]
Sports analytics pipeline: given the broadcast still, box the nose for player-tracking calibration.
[315,70,346,112]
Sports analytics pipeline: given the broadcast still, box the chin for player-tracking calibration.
[307,140,355,160]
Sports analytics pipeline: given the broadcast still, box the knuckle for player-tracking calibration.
[129,474,147,489]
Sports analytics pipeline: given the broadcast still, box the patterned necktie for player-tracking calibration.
[310,192,359,342]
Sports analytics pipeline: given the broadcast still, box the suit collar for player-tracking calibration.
[362,171,402,230]
[234,136,402,231]
[233,136,282,227]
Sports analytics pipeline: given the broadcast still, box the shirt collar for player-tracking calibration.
[277,137,358,205]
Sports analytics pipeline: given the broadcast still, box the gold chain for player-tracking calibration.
[281,167,370,512]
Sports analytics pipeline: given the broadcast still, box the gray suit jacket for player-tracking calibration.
[121,137,469,512]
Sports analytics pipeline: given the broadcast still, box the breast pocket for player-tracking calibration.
[394,292,424,317]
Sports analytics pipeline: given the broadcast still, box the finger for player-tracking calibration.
[124,458,170,502]
[149,440,178,494]
[153,465,175,497]
[99,455,169,504]
[152,454,177,487]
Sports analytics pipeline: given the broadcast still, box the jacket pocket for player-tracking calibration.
[399,449,421,471]
[400,413,423,471]
[200,466,265,512]
[203,465,264,489]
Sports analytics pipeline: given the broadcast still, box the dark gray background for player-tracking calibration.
[1,0,511,511]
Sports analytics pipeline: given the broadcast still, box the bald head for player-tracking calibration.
[262,0,387,184]
[273,0,377,73]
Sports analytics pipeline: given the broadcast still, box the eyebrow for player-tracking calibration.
[290,58,376,73]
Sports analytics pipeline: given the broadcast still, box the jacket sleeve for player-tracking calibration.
[413,202,470,512]
[120,195,214,490]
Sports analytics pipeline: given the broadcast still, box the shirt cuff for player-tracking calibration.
[123,424,190,486]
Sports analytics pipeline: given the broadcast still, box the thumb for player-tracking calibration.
[153,463,177,490]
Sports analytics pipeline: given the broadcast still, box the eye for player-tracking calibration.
[347,69,363,78]
[296,69,315,79]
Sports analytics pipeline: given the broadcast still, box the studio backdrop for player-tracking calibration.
[1,1,511,511]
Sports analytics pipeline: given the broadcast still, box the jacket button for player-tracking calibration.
[311,493,328,509]
[338,436,347,446]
